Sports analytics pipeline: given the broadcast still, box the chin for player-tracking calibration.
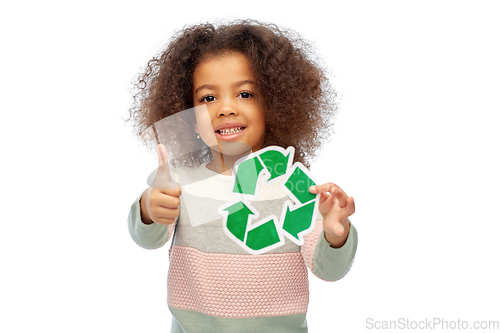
[210,141,252,157]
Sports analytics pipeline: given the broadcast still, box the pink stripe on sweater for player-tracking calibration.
[167,245,309,318]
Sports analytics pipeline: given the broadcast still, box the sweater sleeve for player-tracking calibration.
[301,220,358,281]
[127,191,175,250]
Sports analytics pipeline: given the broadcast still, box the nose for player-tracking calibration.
[216,97,238,117]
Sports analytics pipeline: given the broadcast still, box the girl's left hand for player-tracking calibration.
[309,183,355,248]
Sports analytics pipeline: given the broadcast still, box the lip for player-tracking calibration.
[214,122,246,141]
[214,121,246,131]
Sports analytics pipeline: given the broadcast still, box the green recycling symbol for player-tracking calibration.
[218,146,320,255]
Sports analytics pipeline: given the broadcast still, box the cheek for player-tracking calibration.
[257,110,267,133]
[194,105,217,146]
[254,117,267,144]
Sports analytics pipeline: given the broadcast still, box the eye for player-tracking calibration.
[200,95,216,103]
[239,91,252,99]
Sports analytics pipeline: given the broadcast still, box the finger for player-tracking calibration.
[345,196,355,216]
[332,187,348,208]
[310,183,331,194]
[310,183,347,203]
[309,182,339,195]
[154,190,182,208]
[313,183,348,208]
[335,197,355,221]
[148,202,180,224]
[318,191,332,204]
[151,215,177,225]
[152,217,177,225]
[154,206,180,219]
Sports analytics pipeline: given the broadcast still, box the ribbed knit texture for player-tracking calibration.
[168,245,309,318]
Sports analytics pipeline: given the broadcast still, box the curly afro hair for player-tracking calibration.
[127,19,338,168]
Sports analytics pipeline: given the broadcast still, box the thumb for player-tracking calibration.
[146,144,176,190]
[155,143,173,184]
[157,143,169,169]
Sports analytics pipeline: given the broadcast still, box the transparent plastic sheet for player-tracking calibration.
[146,105,253,187]
[145,105,254,227]
[144,105,319,254]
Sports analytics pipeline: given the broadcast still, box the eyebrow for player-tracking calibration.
[233,80,255,88]
[194,80,256,94]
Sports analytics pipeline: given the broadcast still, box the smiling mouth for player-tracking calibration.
[217,127,245,136]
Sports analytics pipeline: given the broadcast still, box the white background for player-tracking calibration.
[1,1,499,332]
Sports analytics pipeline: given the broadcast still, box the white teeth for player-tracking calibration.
[218,127,244,135]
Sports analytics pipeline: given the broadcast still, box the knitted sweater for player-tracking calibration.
[128,163,358,333]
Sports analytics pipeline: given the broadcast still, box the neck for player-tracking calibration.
[206,148,251,175]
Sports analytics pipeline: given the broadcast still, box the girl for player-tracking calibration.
[127,20,357,333]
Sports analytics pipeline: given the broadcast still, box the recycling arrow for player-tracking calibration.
[259,149,290,181]
[284,164,317,204]
[245,217,281,251]
[282,200,316,242]
[232,156,264,195]
[220,201,282,254]
[223,201,254,242]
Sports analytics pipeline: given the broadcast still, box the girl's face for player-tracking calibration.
[193,52,266,153]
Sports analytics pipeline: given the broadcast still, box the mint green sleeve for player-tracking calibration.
[127,191,171,250]
[313,223,358,281]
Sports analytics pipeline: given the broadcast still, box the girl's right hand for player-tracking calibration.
[140,144,181,225]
